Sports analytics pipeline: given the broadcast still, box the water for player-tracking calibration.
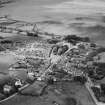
[0,0,105,45]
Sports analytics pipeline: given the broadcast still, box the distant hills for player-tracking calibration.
[0,0,14,7]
